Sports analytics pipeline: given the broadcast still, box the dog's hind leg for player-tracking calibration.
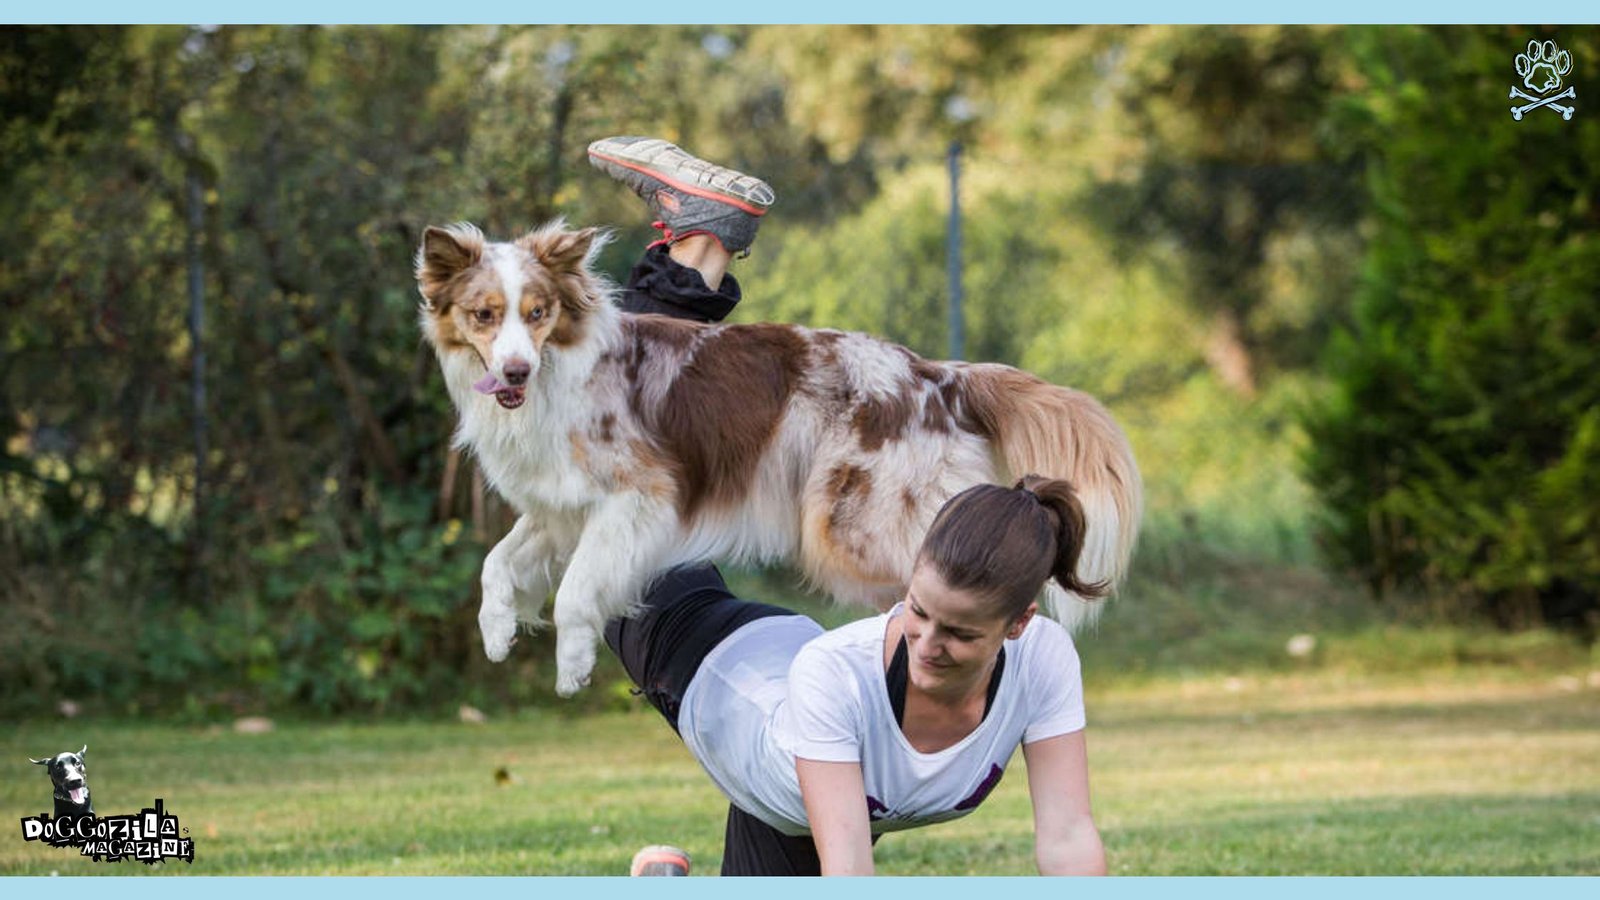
[550,492,678,697]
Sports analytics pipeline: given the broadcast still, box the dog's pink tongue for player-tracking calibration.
[70,786,85,804]
[473,373,507,395]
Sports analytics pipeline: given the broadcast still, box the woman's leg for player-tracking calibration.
[587,136,774,323]
[667,234,732,293]
[720,805,823,876]
[602,562,798,733]
[587,137,788,870]
[616,243,741,321]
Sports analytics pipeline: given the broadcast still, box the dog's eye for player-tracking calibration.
[526,307,545,323]
[473,309,495,325]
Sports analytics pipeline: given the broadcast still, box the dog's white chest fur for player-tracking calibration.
[443,341,608,513]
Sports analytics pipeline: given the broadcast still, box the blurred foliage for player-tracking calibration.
[1300,26,1600,633]
[0,25,1594,717]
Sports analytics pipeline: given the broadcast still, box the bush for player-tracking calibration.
[1300,27,1600,631]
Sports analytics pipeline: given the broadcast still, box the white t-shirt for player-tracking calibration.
[676,603,1086,836]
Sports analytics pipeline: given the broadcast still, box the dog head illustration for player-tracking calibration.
[31,745,93,815]
[415,221,609,410]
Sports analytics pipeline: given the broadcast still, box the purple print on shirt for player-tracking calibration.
[953,763,1004,811]
[866,795,889,820]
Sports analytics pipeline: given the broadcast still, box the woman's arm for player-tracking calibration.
[796,758,875,875]
[1022,730,1106,875]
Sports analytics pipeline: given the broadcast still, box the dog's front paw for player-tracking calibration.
[553,628,597,697]
[478,605,518,663]
[554,668,591,698]
[480,560,522,662]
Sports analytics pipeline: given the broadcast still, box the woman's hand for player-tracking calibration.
[796,758,875,875]
[1023,730,1106,875]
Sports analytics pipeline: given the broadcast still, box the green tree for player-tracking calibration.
[1078,26,1366,396]
[1301,26,1600,630]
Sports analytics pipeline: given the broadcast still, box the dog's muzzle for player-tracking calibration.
[473,373,528,410]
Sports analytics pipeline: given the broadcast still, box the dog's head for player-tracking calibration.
[414,220,609,410]
[31,745,90,807]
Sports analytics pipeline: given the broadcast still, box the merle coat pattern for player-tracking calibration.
[416,222,1143,695]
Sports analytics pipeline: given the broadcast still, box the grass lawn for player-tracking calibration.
[6,665,1598,876]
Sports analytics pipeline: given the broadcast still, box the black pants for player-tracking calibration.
[607,251,825,875]
[618,244,741,322]
[602,563,824,876]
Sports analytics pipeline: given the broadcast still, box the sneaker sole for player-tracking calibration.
[588,144,772,217]
[629,845,690,876]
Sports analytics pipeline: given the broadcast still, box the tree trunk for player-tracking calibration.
[1205,307,1257,398]
[471,465,487,541]
[438,447,461,521]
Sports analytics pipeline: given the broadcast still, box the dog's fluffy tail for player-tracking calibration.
[961,364,1143,630]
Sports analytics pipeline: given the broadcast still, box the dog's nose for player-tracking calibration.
[503,359,531,387]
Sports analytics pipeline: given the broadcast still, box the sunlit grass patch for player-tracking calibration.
[6,667,1596,875]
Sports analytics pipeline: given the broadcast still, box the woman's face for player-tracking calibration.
[902,565,1035,695]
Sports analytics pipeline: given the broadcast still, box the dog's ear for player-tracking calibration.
[79,745,87,758]
[30,756,49,765]
[416,223,485,309]
[518,222,606,274]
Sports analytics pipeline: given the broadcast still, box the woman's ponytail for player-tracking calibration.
[916,474,1108,621]
[1015,475,1109,601]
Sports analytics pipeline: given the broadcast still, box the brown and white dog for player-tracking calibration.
[416,221,1142,696]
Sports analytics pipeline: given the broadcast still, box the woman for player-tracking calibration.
[591,137,1110,876]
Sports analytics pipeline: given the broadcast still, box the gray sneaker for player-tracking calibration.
[629,844,690,876]
[587,136,774,255]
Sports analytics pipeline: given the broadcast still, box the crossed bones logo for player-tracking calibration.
[1511,39,1576,121]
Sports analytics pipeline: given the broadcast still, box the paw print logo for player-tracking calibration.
[1517,40,1572,93]
[1511,39,1577,120]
